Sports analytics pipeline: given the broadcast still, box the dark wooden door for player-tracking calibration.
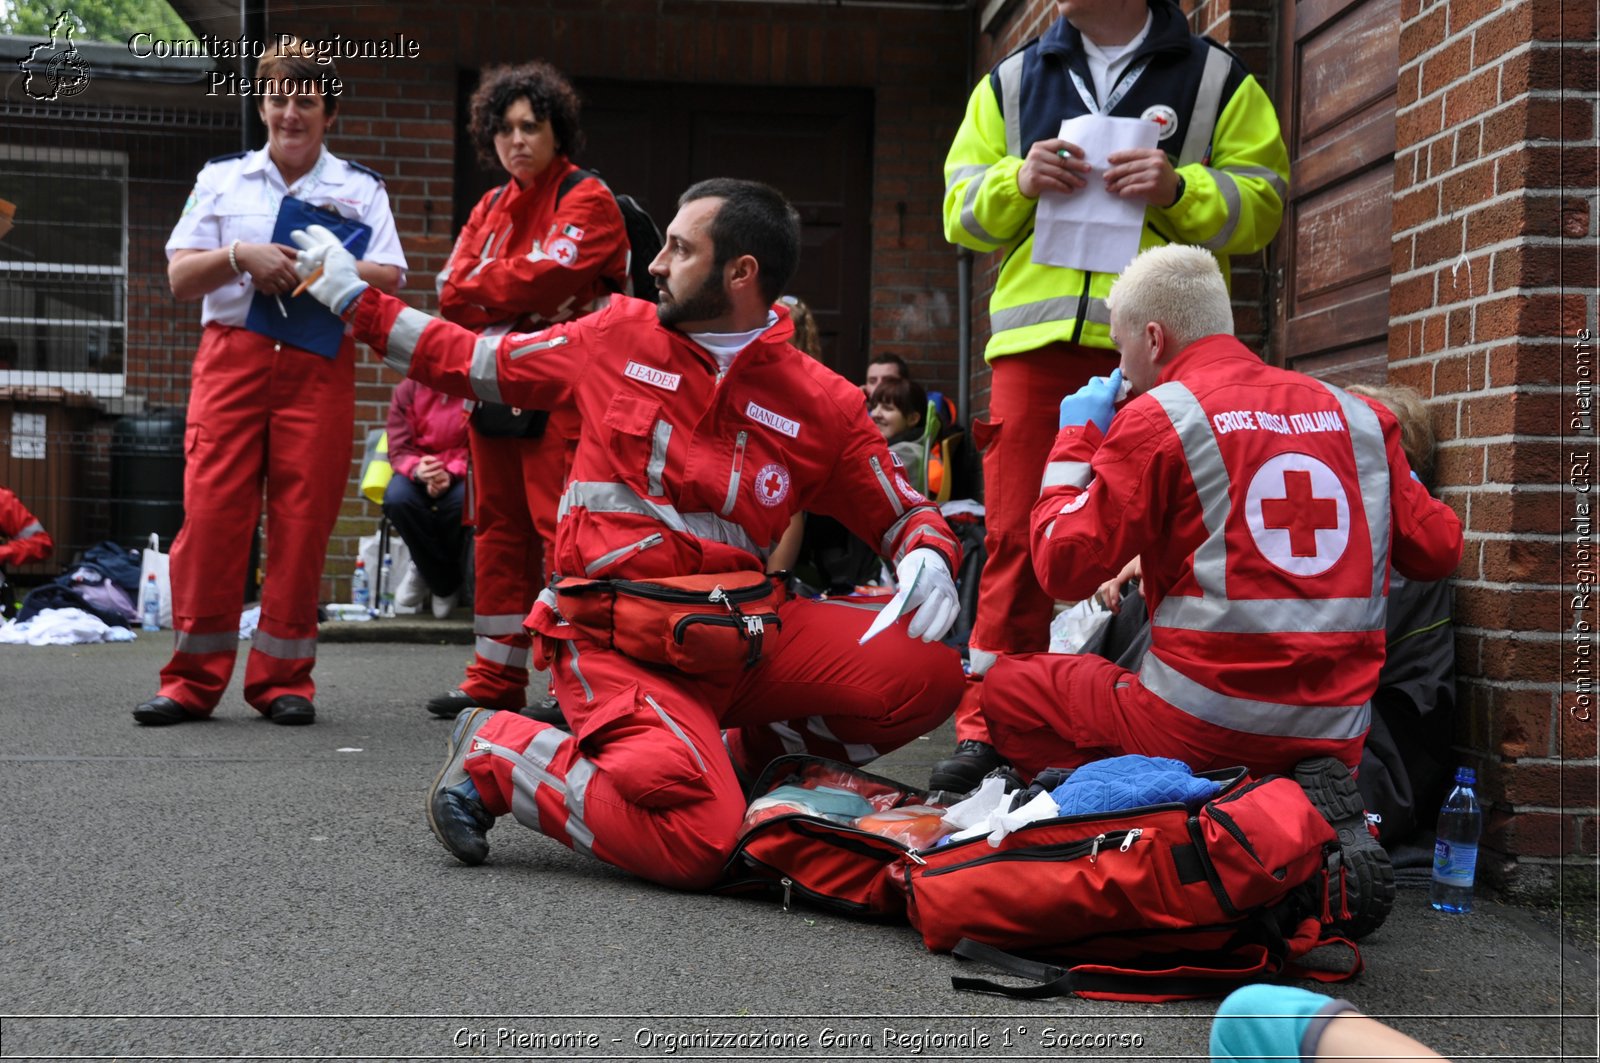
[455,76,874,382]
[1270,0,1400,385]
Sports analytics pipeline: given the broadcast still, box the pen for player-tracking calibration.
[291,227,363,297]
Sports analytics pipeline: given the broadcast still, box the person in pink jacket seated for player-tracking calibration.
[383,379,471,618]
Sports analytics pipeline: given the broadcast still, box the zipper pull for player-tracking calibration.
[780,877,793,913]
[709,585,727,606]
[1119,828,1143,852]
[904,849,927,866]
[1089,832,1107,863]
[744,614,765,637]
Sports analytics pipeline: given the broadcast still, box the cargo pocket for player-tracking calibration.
[574,683,714,808]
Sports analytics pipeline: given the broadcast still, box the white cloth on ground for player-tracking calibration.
[0,608,138,646]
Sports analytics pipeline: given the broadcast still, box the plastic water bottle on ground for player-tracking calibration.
[379,554,394,618]
[1430,766,1481,913]
[142,574,161,632]
[353,558,371,610]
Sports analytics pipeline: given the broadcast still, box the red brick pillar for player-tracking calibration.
[1392,0,1598,900]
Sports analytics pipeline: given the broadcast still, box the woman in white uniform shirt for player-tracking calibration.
[135,39,406,727]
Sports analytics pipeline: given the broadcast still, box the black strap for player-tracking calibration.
[949,935,1284,1001]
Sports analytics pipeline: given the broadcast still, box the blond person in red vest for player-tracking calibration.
[978,245,1462,937]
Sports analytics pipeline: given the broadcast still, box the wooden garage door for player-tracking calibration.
[455,77,874,383]
[1271,0,1400,385]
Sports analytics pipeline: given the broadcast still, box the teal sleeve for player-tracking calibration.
[1210,984,1358,1062]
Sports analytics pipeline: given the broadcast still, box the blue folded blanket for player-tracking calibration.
[1051,755,1223,816]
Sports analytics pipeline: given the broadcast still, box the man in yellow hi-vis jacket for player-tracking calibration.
[933,0,1289,792]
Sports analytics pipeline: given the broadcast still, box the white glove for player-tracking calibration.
[290,223,368,315]
[858,546,959,645]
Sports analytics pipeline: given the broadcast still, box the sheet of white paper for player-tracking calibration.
[857,566,923,644]
[1032,114,1162,274]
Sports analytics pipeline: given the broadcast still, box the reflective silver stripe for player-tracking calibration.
[996,51,1025,158]
[960,178,1004,246]
[1154,594,1385,634]
[1321,383,1392,599]
[805,716,877,765]
[475,636,529,669]
[468,334,503,404]
[508,335,568,359]
[174,629,238,655]
[1150,382,1231,598]
[383,307,433,376]
[722,431,747,516]
[1141,653,1372,741]
[502,729,595,855]
[252,630,316,660]
[16,520,44,540]
[944,163,990,195]
[647,420,672,495]
[644,695,709,774]
[1199,168,1243,251]
[990,294,1089,335]
[1041,460,1093,491]
[877,506,922,559]
[896,522,959,563]
[563,757,598,855]
[474,613,526,637]
[584,532,664,576]
[1223,164,1289,203]
[868,455,905,518]
[559,481,761,559]
[814,598,886,613]
[1086,296,1111,326]
[565,639,594,702]
[1177,46,1232,167]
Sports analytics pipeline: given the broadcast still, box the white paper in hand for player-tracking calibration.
[857,566,923,645]
[1033,114,1161,274]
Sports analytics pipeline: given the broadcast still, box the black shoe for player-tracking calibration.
[133,696,195,727]
[1294,756,1395,939]
[426,688,479,719]
[266,695,316,726]
[928,739,1005,793]
[521,691,567,728]
[427,707,496,865]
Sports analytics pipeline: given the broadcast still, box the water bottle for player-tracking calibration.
[1430,766,1482,913]
[141,573,161,632]
[352,558,370,609]
[379,554,394,617]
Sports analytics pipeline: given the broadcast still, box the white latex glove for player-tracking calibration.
[858,547,959,645]
[290,223,368,315]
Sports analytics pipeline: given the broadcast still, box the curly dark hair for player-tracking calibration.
[467,62,584,172]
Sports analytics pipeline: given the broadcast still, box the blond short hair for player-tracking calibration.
[1346,383,1437,486]
[1105,245,1234,353]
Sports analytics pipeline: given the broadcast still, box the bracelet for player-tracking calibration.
[227,239,243,275]
[1169,175,1186,208]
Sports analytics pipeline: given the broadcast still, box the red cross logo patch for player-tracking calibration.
[755,462,791,507]
[549,237,579,267]
[1140,104,1180,141]
[1244,453,1351,576]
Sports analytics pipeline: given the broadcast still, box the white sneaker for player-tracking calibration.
[395,560,428,609]
[431,589,459,619]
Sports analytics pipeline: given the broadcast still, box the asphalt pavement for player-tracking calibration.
[1,629,1595,1061]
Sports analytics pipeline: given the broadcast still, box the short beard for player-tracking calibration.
[656,269,732,328]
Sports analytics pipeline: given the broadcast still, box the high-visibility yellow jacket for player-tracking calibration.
[943,2,1290,361]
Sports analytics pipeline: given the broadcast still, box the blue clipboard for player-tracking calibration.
[244,195,371,359]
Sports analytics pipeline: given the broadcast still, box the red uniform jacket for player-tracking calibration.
[386,379,470,483]
[1032,335,1462,760]
[437,160,629,333]
[351,291,961,592]
[0,487,53,568]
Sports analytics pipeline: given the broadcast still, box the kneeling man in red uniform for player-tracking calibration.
[292,179,965,890]
[979,244,1462,938]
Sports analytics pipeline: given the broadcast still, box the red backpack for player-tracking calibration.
[721,755,1360,1002]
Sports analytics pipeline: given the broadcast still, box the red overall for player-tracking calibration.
[158,326,356,713]
[980,336,1463,779]
[0,486,53,568]
[439,161,628,709]
[351,288,966,888]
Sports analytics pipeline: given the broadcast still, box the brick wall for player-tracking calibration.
[1392,0,1598,899]
[961,0,1279,419]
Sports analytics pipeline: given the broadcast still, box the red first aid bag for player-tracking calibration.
[551,571,784,672]
[721,755,1359,1001]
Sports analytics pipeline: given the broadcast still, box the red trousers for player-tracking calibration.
[980,652,1363,781]
[460,596,965,889]
[461,407,578,708]
[158,326,354,713]
[958,342,1117,744]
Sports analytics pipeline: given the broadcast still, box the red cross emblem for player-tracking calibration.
[1244,453,1351,576]
[754,462,790,507]
[549,237,578,266]
[1260,470,1340,557]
